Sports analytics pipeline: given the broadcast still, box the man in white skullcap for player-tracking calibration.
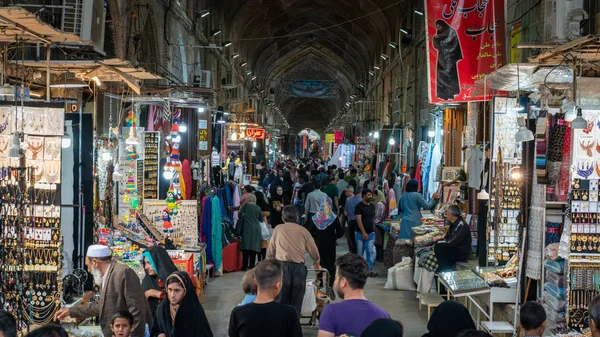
[54,245,151,337]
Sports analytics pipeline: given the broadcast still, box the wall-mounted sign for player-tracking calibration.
[246,128,265,139]
[325,134,335,143]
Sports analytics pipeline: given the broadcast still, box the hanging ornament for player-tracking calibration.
[166,189,179,216]
[162,208,173,234]
[170,142,180,166]
[125,110,137,127]
[125,173,136,194]
[130,195,140,210]
[125,144,138,161]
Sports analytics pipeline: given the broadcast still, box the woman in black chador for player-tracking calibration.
[433,20,463,100]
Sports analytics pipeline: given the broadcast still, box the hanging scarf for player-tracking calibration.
[211,196,223,272]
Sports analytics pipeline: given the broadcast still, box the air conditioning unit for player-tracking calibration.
[226,87,244,104]
[194,70,212,88]
[222,70,238,89]
[544,0,587,42]
[61,0,106,54]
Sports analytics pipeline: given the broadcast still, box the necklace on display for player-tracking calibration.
[44,140,60,159]
[0,138,8,154]
[0,112,8,134]
[578,162,594,179]
[28,140,43,160]
[45,112,61,135]
[580,140,594,157]
[43,162,59,184]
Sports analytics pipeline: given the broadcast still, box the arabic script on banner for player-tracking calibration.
[425,0,506,103]
[334,131,343,144]
[325,134,334,143]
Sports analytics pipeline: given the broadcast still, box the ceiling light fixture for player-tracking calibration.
[240,62,247,67]
[369,71,374,76]
[374,66,380,70]
[572,107,588,129]
[400,28,409,35]
[389,42,399,49]
[201,10,210,18]
[380,54,389,61]
[50,72,87,88]
[232,53,239,59]
[211,30,221,36]
[223,41,232,48]
[414,10,424,16]
[251,76,256,81]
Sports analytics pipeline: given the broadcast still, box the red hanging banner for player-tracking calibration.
[425,0,506,103]
[334,131,344,144]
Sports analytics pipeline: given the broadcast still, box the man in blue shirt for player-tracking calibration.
[344,186,362,254]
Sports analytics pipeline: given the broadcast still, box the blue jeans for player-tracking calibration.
[355,232,376,271]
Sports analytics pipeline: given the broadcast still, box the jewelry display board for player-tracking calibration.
[488,179,521,265]
[0,104,64,331]
[142,200,198,250]
[117,127,144,223]
[143,132,159,199]
[492,97,521,162]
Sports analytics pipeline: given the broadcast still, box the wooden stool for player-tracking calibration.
[419,293,445,319]
[481,321,514,336]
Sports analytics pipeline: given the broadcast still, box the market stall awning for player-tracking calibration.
[475,63,574,92]
[528,35,600,64]
[0,7,82,44]
[14,59,162,94]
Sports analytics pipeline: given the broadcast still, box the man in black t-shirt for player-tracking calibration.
[228,259,302,337]
[355,189,378,276]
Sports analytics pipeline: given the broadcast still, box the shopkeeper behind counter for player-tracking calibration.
[434,205,472,271]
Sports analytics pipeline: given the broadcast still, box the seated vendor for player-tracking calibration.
[434,205,471,271]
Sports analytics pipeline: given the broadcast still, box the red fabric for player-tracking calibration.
[415,159,422,191]
[182,159,192,200]
[222,241,242,273]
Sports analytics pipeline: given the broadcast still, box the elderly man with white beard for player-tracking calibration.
[54,245,151,337]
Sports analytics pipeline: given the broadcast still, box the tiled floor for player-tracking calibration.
[202,239,429,337]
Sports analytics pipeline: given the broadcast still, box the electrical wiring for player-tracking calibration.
[542,52,576,91]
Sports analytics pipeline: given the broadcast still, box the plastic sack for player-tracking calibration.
[384,257,416,291]
[260,221,270,240]
[301,280,317,316]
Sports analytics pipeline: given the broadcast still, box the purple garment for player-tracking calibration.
[319,299,390,336]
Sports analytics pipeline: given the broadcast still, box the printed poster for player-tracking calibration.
[425,0,506,103]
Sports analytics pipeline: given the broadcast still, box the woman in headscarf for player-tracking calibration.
[422,300,475,337]
[433,19,463,100]
[399,179,440,240]
[142,246,178,320]
[240,185,255,206]
[373,189,387,262]
[361,319,404,337]
[237,194,263,270]
[282,171,294,205]
[152,271,213,337]
[269,186,286,229]
[254,189,271,261]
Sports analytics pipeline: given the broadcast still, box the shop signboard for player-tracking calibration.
[356,143,372,155]
[197,108,211,156]
[334,130,343,144]
[510,22,522,63]
[246,128,265,139]
[325,133,335,143]
[425,0,506,103]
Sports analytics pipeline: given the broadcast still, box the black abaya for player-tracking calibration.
[152,271,213,337]
[142,246,179,320]
[433,20,463,100]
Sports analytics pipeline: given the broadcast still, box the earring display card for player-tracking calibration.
[143,132,159,200]
[143,200,198,250]
[488,179,522,265]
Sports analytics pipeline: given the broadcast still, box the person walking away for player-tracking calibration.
[258,161,269,192]
[152,271,213,337]
[422,300,475,337]
[373,189,387,262]
[238,269,257,306]
[255,190,271,261]
[237,195,263,271]
[54,245,150,337]
[322,176,343,239]
[344,186,362,254]
[361,319,404,337]
[433,205,471,271]
[282,171,294,205]
[269,168,284,197]
[142,246,178,320]
[268,205,320,316]
[519,301,546,337]
[336,172,348,199]
[228,259,303,337]
[399,179,440,240]
[269,186,286,229]
[305,182,337,293]
[355,190,378,276]
[317,254,390,337]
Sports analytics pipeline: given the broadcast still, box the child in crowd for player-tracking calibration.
[519,301,546,337]
[238,269,257,306]
[110,310,136,337]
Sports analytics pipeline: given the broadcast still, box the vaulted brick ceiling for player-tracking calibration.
[219,0,402,132]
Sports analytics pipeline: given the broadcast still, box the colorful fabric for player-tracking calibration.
[418,250,439,272]
[312,196,336,230]
[211,196,223,272]
[201,196,213,264]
